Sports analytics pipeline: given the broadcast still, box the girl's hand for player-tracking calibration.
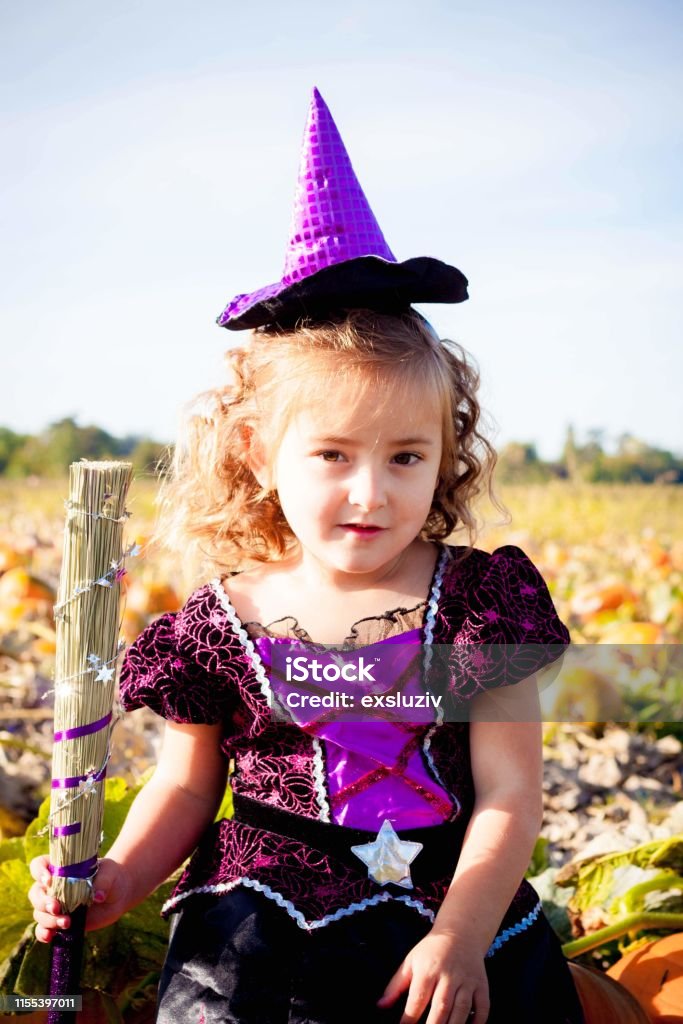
[29,855,133,942]
[377,929,489,1024]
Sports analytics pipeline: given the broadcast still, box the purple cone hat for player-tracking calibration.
[218,88,468,330]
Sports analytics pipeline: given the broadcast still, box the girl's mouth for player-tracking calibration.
[341,524,384,535]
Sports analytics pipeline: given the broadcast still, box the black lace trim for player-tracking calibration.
[244,600,428,646]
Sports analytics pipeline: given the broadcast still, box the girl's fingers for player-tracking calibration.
[34,925,56,944]
[424,979,454,1024]
[28,856,73,943]
[28,882,63,917]
[29,881,69,937]
[470,990,490,1024]
[400,981,434,1024]
[447,989,475,1024]
[28,855,51,884]
[449,987,488,1024]
[377,957,413,1007]
[33,909,70,930]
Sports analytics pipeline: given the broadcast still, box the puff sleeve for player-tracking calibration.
[119,585,241,726]
[443,545,570,703]
[461,545,569,646]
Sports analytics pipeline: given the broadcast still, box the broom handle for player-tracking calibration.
[46,905,88,1023]
[46,461,132,1019]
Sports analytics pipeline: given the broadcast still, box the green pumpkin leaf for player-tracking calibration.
[562,835,683,915]
[0,860,35,964]
[214,782,233,822]
[0,836,26,865]
[526,836,550,877]
[527,867,573,942]
[1,775,174,1009]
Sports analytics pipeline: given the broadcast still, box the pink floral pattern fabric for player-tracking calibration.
[119,544,569,938]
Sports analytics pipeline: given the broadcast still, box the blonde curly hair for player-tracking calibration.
[156,309,499,581]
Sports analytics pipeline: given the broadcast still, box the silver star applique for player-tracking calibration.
[351,819,423,889]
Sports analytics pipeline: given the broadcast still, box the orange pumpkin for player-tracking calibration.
[125,579,180,615]
[0,566,55,603]
[121,607,149,644]
[607,934,683,1023]
[600,622,663,645]
[570,582,638,618]
[642,541,671,570]
[549,666,624,723]
[144,581,181,614]
[569,962,650,1023]
[0,542,29,573]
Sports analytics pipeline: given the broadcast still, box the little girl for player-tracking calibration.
[30,90,584,1024]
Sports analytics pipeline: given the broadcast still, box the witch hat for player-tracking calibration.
[217,88,468,330]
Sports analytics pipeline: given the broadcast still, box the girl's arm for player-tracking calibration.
[102,719,229,907]
[30,720,228,940]
[432,674,544,950]
[378,674,543,1024]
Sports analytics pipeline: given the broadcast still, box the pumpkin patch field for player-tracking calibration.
[0,478,682,1022]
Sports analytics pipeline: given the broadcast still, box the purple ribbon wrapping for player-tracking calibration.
[48,855,98,879]
[51,765,107,789]
[52,822,82,837]
[54,711,112,743]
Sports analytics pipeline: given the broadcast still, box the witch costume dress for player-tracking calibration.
[119,544,585,1024]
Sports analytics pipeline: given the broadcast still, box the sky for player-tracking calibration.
[2,0,681,460]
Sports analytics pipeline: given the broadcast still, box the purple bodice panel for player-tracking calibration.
[254,628,455,831]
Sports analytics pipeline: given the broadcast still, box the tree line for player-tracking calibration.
[0,420,680,483]
[497,427,683,484]
[0,419,167,478]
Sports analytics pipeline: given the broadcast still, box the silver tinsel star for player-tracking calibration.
[78,775,98,797]
[95,665,115,683]
[351,820,423,889]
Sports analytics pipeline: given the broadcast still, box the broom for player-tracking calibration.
[46,461,135,1023]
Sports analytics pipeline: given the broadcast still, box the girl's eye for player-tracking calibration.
[319,451,344,463]
[392,452,421,466]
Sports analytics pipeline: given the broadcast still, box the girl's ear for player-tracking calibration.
[242,425,273,490]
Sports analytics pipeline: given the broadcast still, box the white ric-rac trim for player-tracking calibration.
[485,900,543,957]
[421,548,461,815]
[423,545,447,717]
[311,738,331,821]
[162,878,538,954]
[161,877,435,931]
[212,577,331,821]
[423,546,449,653]
[211,578,273,707]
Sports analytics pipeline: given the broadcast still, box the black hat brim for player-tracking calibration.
[218,255,468,331]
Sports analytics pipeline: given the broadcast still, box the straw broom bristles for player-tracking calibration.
[49,461,133,913]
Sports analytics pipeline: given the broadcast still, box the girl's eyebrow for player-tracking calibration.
[310,435,436,446]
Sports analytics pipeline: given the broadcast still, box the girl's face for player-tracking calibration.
[266,379,443,580]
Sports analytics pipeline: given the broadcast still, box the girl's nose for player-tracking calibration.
[347,466,387,511]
